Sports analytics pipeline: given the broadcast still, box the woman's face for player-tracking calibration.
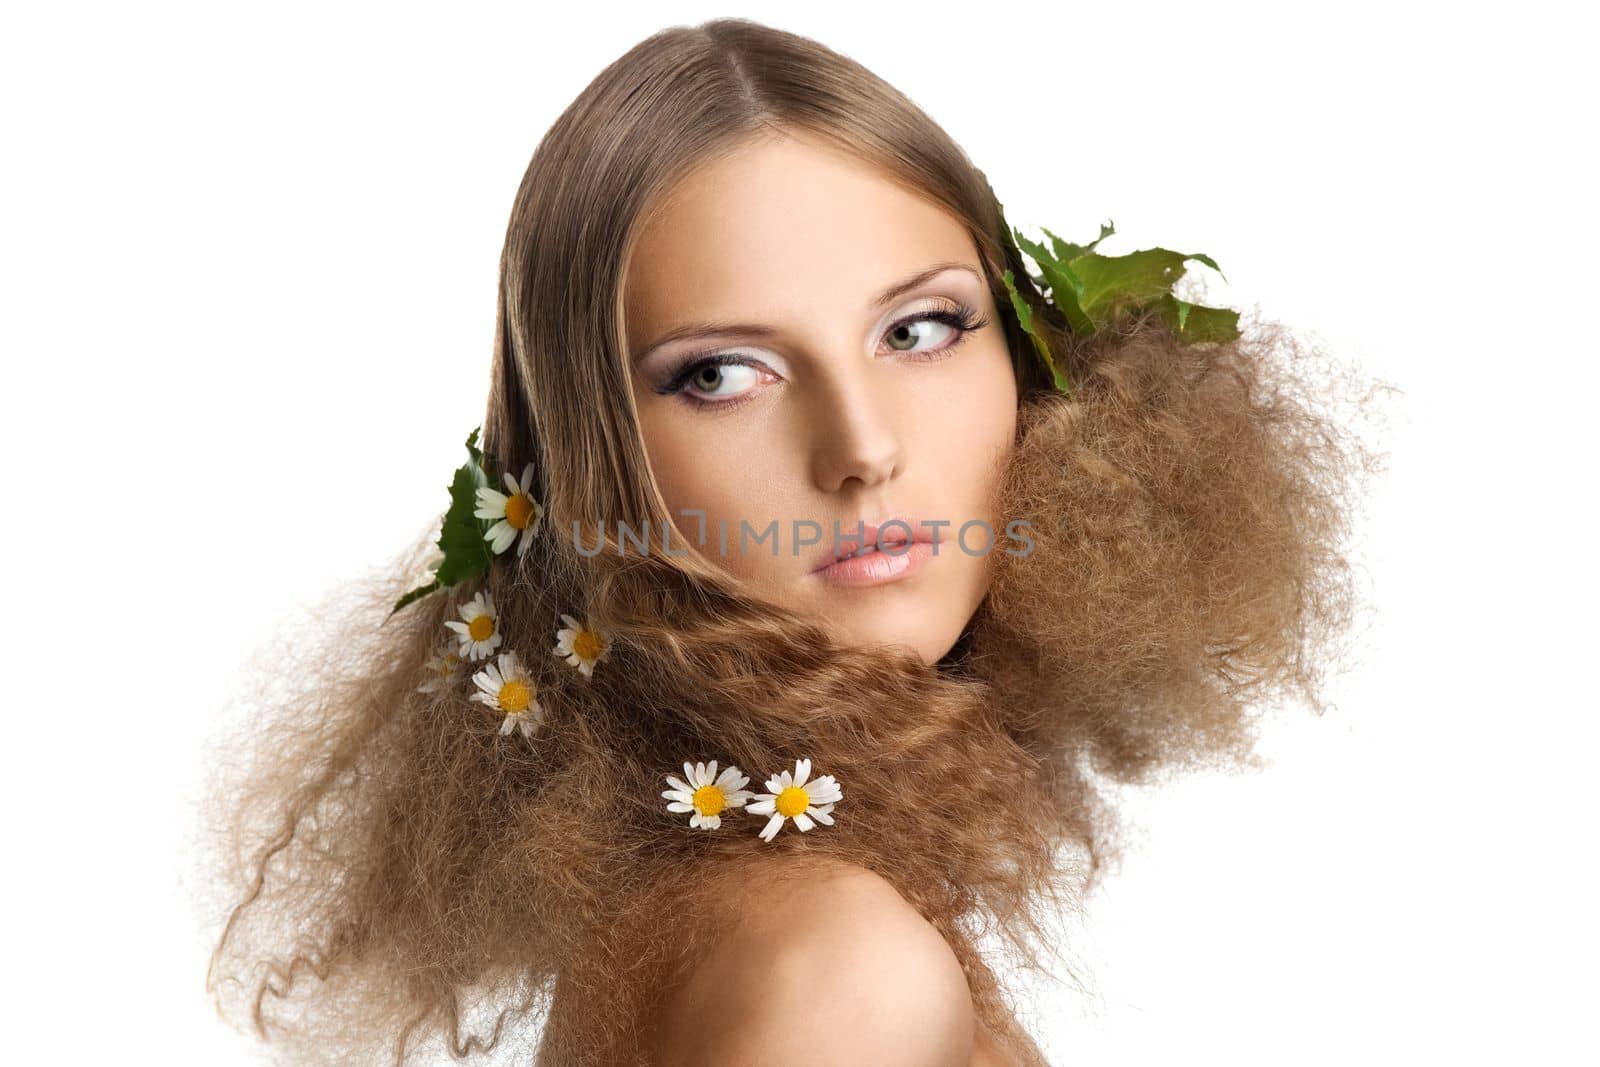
[623,131,1019,665]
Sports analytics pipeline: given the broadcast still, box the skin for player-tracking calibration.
[622,132,1023,1063]
[645,857,978,1064]
[623,129,1020,666]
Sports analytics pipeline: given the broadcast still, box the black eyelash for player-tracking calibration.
[657,301,990,406]
[655,352,758,398]
[888,302,988,358]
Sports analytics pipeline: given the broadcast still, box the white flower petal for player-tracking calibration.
[808,782,843,805]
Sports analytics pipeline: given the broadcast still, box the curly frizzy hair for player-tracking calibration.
[191,16,1392,1067]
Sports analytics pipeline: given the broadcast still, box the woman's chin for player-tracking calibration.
[812,600,967,667]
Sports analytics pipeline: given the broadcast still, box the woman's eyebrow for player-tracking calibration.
[871,260,980,309]
[631,261,981,363]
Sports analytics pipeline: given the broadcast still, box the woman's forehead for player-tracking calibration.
[624,135,978,355]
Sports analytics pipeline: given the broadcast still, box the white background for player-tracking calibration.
[3,2,1595,1063]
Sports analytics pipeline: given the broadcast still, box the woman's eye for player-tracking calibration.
[686,361,761,397]
[659,354,770,406]
[884,315,957,353]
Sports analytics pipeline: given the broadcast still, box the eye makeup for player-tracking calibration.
[653,298,990,412]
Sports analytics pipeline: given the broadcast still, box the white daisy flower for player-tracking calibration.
[661,760,755,830]
[474,462,543,558]
[468,650,544,738]
[417,639,464,694]
[746,758,843,842]
[444,589,502,661]
[554,613,609,678]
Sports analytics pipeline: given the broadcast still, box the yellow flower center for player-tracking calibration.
[505,493,538,530]
[468,615,496,642]
[437,653,460,676]
[573,629,604,661]
[498,679,532,713]
[692,784,726,816]
[776,786,810,818]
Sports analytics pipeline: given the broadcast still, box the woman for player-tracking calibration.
[199,17,1374,1066]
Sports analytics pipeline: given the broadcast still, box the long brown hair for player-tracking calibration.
[196,17,1385,1065]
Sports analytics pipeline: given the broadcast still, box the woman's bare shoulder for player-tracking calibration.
[647,855,976,1064]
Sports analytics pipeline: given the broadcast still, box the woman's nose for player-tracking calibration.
[805,365,906,495]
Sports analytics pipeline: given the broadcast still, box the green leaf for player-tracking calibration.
[1012,230,1094,336]
[1071,248,1194,326]
[1155,294,1241,344]
[1041,219,1113,263]
[996,199,1048,292]
[1001,266,1037,334]
[995,200,1237,395]
[389,426,495,617]
[1001,268,1072,396]
[432,428,494,588]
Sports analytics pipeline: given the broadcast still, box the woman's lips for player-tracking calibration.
[810,537,936,587]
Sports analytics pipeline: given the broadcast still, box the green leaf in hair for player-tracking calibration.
[993,202,1241,396]
[1000,267,1072,396]
[390,427,497,617]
